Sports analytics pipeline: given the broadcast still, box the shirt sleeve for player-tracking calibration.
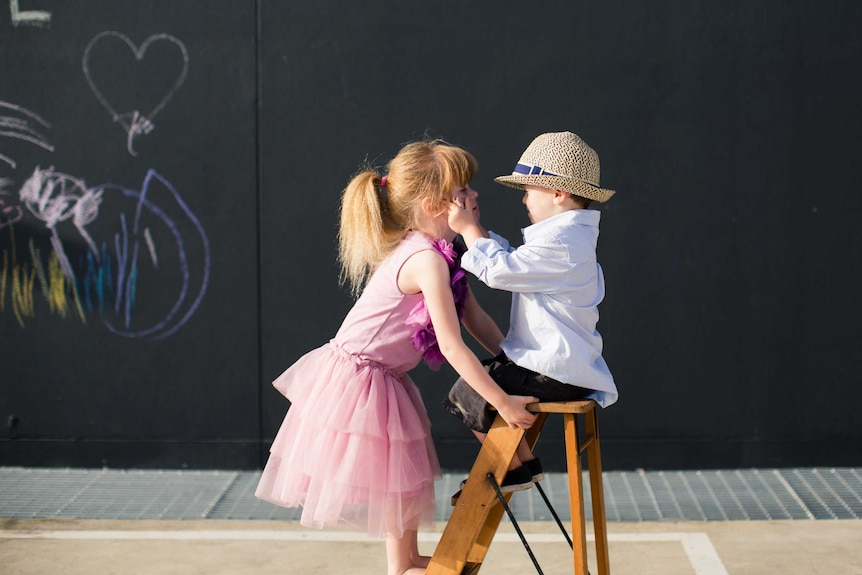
[486,230,512,252]
[461,232,574,294]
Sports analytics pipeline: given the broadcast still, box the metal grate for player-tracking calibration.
[207,471,301,521]
[1,467,860,522]
[0,468,238,520]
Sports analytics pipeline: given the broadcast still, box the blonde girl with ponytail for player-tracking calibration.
[257,138,537,575]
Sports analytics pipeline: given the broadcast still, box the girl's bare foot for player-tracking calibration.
[412,555,431,568]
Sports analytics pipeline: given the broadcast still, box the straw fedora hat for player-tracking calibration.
[494,131,615,203]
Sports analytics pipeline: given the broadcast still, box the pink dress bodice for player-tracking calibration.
[332,231,435,373]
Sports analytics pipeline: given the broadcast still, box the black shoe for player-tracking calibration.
[524,457,544,482]
[457,465,534,493]
[451,465,534,505]
[450,489,463,506]
[499,465,534,493]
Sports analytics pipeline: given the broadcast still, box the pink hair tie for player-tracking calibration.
[380,175,388,189]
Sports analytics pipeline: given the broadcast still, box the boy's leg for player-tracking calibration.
[515,437,536,465]
[446,354,592,474]
[471,429,526,471]
[442,376,498,435]
[444,355,537,472]
[471,430,535,471]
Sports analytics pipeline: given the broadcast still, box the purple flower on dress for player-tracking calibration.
[410,325,436,350]
[406,238,469,370]
[451,267,466,284]
[422,345,447,370]
[432,238,457,265]
[406,300,431,326]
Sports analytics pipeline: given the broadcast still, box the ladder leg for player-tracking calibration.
[565,413,589,575]
[463,413,551,566]
[586,408,610,575]
[426,418,526,575]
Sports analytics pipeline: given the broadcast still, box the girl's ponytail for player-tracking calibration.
[338,170,402,296]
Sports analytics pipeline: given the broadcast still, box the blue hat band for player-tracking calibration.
[512,163,559,177]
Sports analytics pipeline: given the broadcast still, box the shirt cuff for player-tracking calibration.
[461,232,512,276]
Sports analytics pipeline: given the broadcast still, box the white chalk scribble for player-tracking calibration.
[19,166,103,278]
[0,100,54,168]
[82,31,188,156]
[8,0,51,27]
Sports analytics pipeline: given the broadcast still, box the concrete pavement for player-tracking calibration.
[2,517,861,575]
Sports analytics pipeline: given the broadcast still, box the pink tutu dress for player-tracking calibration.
[256,231,466,538]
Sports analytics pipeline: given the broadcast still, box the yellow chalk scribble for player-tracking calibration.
[47,252,68,318]
[2,240,87,326]
[45,252,85,324]
[29,239,49,302]
[11,263,35,327]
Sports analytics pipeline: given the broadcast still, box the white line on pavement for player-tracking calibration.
[1,529,729,574]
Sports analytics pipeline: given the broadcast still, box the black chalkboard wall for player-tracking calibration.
[2,1,861,471]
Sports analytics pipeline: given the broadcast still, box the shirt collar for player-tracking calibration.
[522,209,600,242]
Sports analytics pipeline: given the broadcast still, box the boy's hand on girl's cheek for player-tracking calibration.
[461,196,480,224]
[463,197,482,224]
[448,199,473,231]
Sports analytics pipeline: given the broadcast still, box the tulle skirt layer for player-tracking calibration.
[255,343,440,538]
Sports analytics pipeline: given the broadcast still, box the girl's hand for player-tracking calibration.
[497,395,539,430]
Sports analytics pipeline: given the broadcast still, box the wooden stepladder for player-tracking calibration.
[426,400,610,575]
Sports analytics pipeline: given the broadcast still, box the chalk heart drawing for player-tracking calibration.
[82,31,188,156]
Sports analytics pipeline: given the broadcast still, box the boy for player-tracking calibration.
[445,131,618,493]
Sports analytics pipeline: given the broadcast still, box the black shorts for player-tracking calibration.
[442,352,592,433]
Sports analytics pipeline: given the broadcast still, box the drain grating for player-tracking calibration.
[0,468,238,520]
[1,467,860,522]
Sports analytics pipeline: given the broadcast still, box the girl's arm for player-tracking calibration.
[400,249,537,430]
[461,288,505,355]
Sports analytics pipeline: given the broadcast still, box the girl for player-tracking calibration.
[255,139,538,575]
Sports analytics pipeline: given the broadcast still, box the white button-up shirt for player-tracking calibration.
[461,209,618,407]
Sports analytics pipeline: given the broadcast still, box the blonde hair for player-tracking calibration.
[338,138,478,296]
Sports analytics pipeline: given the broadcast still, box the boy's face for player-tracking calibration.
[522,185,565,224]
